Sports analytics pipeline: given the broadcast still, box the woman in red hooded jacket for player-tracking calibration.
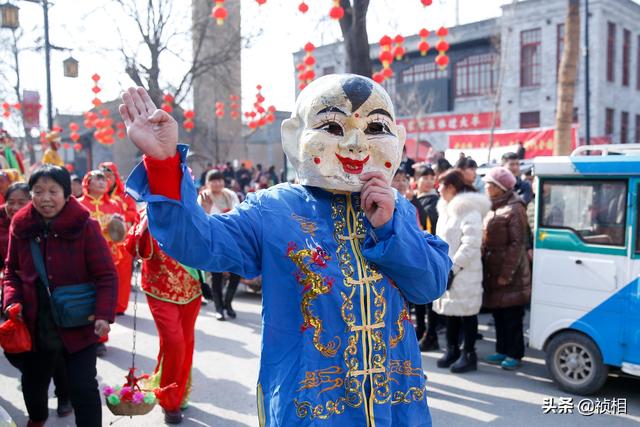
[2,165,117,427]
[100,162,139,314]
[78,170,125,357]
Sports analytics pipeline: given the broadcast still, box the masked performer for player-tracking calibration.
[122,75,451,427]
[78,170,126,357]
[100,162,139,314]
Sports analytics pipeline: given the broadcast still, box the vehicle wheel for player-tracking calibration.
[545,331,609,395]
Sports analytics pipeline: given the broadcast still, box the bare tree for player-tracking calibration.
[114,0,246,107]
[338,0,372,77]
[554,0,580,156]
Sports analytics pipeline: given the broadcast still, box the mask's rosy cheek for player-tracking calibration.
[384,161,392,169]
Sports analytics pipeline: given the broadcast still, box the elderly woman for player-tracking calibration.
[481,167,531,370]
[433,170,490,373]
[0,183,73,417]
[2,165,118,427]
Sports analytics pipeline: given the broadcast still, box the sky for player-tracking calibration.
[2,0,514,130]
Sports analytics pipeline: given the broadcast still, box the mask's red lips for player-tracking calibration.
[335,153,370,174]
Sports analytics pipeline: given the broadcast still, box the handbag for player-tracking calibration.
[0,303,31,353]
[29,240,96,328]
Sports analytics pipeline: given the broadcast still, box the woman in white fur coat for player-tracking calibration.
[433,169,491,373]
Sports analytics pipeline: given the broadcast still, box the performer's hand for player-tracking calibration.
[119,87,178,160]
[360,172,395,229]
[94,319,110,337]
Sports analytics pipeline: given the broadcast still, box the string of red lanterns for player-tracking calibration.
[69,122,81,144]
[94,108,116,145]
[435,26,450,69]
[215,101,225,118]
[230,95,240,120]
[116,122,126,139]
[183,110,195,132]
[419,28,431,56]
[91,74,102,108]
[161,93,174,113]
[245,85,275,129]
[393,34,406,61]
[297,42,316,90]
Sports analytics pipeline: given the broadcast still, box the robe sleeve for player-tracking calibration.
[361,195,451,305]
[125,145,263,278]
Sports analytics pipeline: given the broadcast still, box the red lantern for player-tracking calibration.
[91,73,100,82]
[12,103,21,110]
[379,50,393,66]
[420,0,433,6]
[436,54,449,68]
[92,98,101,107]
[372,72,384,84]
[393,46,405,61]
[383,68,394,78]
[70,132,80,142]
[437,26,449,37]
[379,35,393,47]
[65,164,74,172]
[419,28,430,38]
[268,105,276,113]
[63,143,70,150]
[256,0,267,4]
[183,120,194,132]
[436,40,450,52]
[304,42,315,53]
[184,110,195,120]
[69,122,80,132]
[329,0,344,20]
[298,2,309,13]
[419,41,430,56]
[304,56,316,66]
[211,0,228,25]
[73,142,82,151]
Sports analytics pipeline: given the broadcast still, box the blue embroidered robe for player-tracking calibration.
[126,145,451,427]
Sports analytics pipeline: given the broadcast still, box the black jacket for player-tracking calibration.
[412,192,439,234]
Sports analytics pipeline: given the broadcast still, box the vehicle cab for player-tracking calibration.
[530,144,640,395]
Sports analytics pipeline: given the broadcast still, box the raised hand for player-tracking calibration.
[360,171,396,229]
[119,87,178,160]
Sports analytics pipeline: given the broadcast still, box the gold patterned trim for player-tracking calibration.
[350,322,384,332]
[389,306,410,348]
[350,367,385,377]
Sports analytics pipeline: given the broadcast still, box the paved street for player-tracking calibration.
[1,286,638,427]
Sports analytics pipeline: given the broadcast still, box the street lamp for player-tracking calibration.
[0,2,19,30]
[63,56,78,78]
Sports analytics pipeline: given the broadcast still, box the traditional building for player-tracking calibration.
[294,0,640,158]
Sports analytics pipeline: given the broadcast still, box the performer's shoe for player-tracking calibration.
[164,409,183,424]
[214,310,226,321]
[56,398,73,417]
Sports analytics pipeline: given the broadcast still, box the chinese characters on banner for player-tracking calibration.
[397,112,500,134]
[448,126,578,159]
[22,90,41,130]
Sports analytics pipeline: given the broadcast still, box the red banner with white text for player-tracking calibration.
[448,127,578,159]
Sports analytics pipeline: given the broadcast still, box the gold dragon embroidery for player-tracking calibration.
[288,242,341,358]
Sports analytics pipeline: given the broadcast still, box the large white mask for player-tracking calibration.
[282,74,406,192]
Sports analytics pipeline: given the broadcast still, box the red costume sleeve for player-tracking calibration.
[144,153,182,200]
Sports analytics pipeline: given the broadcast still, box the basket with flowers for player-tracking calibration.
[103,368,176,416]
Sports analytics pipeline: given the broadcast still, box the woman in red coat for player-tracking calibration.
[2,165,118,427]
[1,183,74,417]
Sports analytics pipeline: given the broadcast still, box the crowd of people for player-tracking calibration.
[392,151,534,373]
[0,75,538,427]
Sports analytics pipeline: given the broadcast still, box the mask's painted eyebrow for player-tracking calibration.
[317,106,348,116]
[367,109,394,120]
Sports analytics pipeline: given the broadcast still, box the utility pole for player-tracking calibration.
[42,0,52,130]
[584,0,591,145]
